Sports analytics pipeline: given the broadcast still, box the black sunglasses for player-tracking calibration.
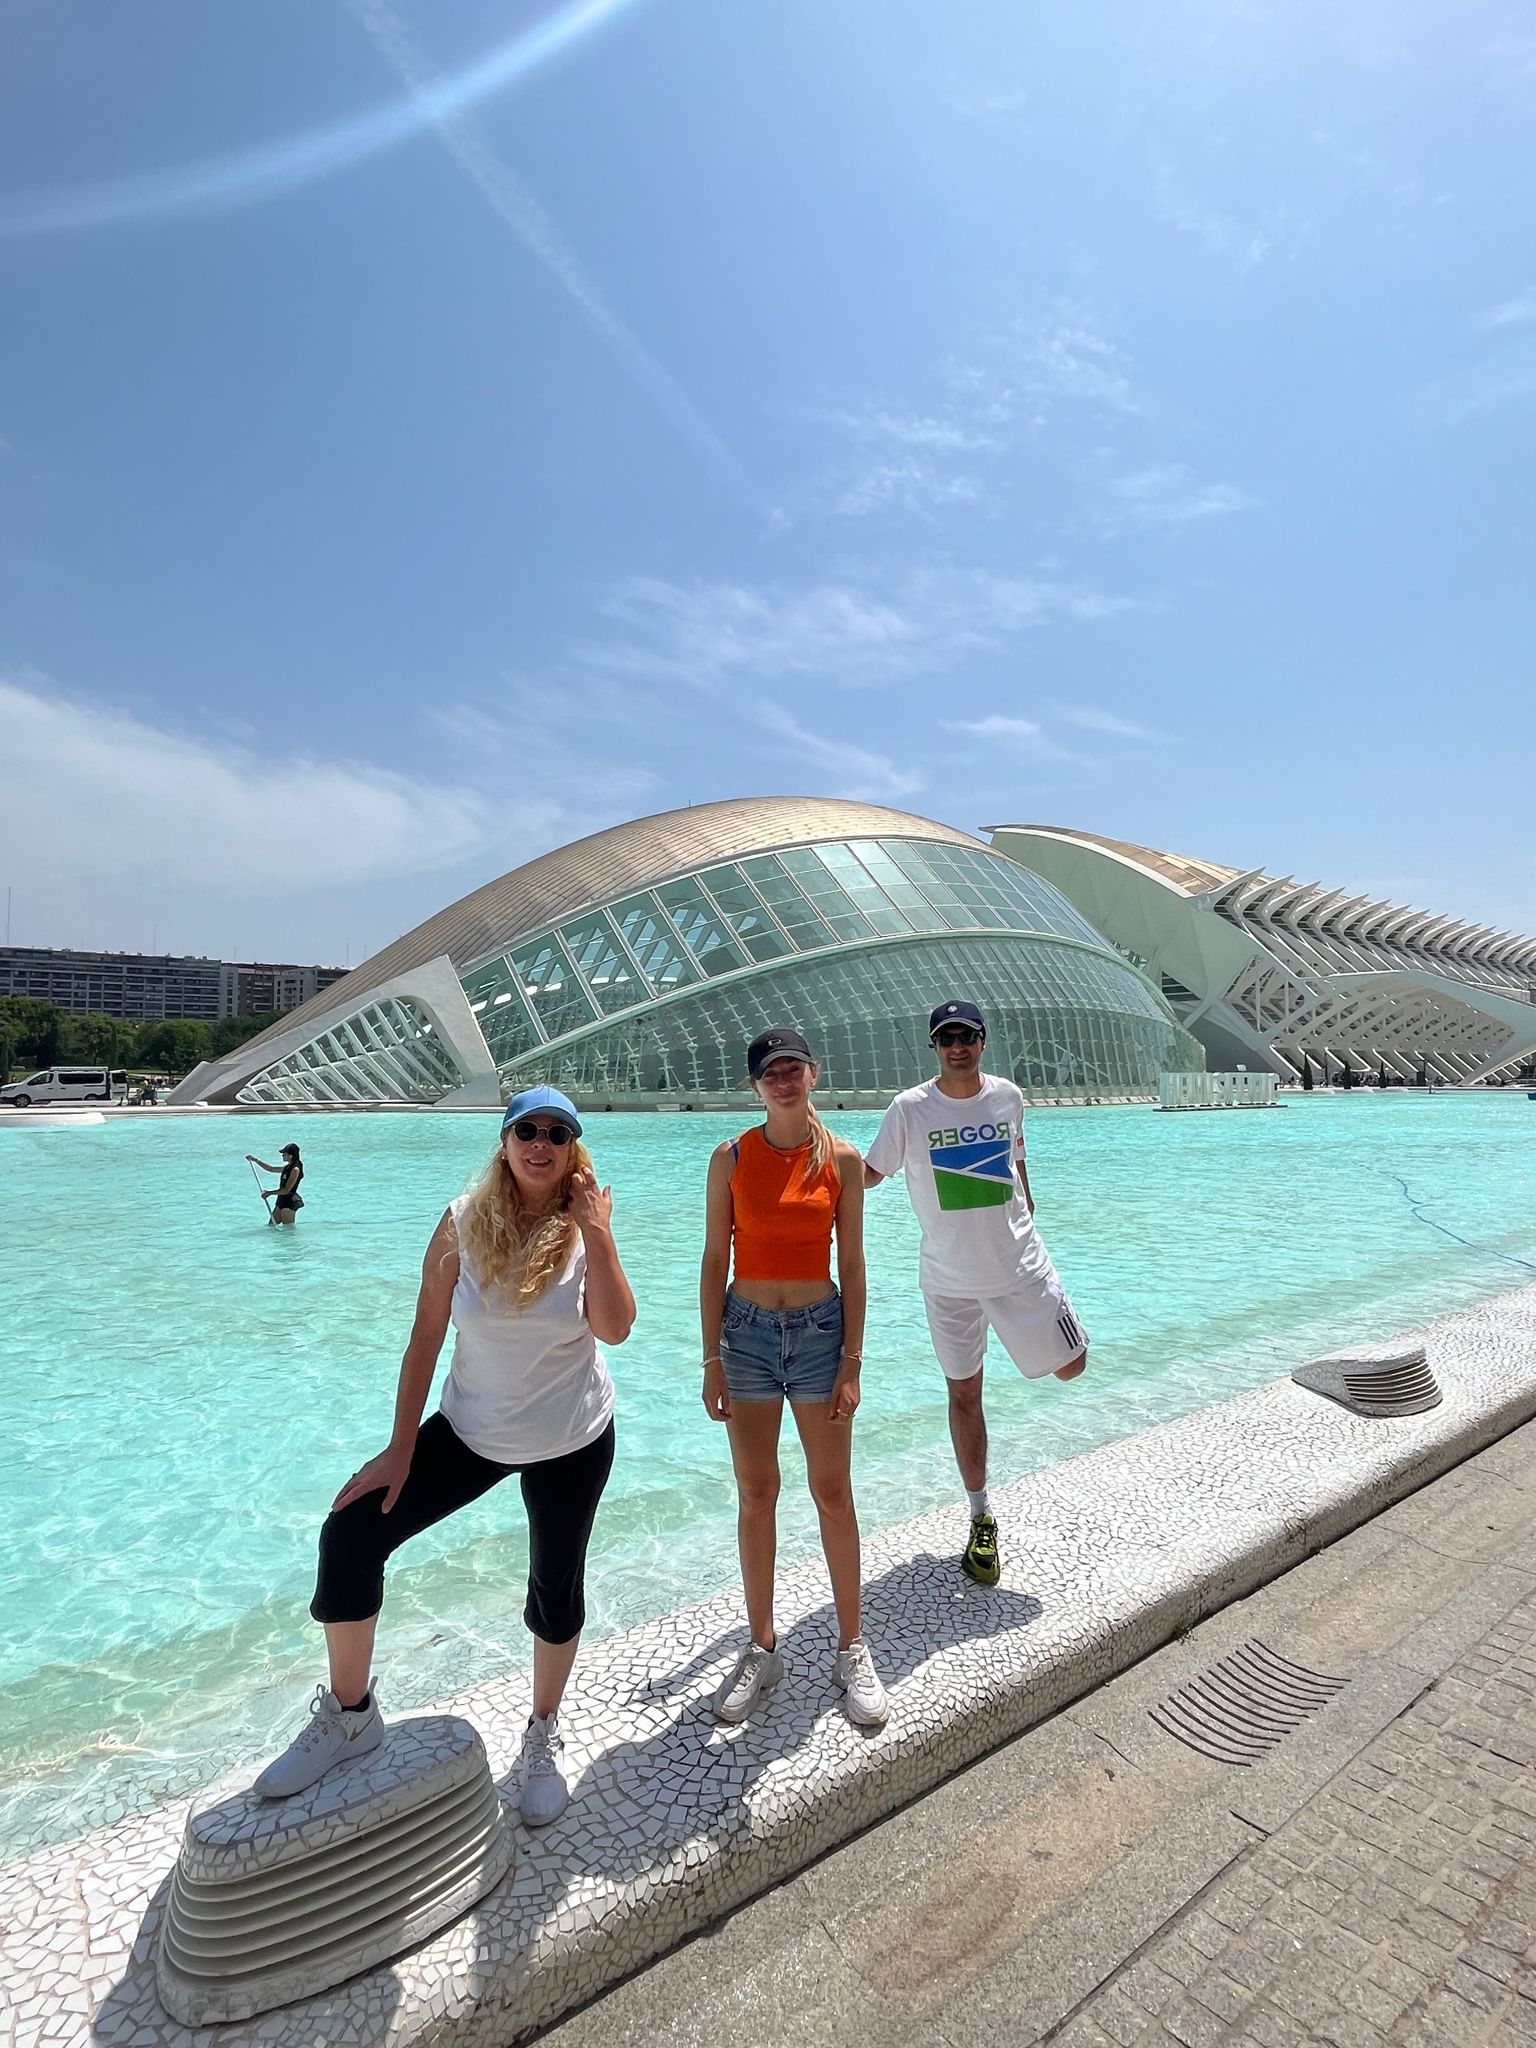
[933,1027,984,1047]
[509,1119,575,1146]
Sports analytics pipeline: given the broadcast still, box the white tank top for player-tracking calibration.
[437,1196,615,1465]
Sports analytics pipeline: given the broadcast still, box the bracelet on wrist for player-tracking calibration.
[841,1350,862,1362]
[701,1355,721,1368]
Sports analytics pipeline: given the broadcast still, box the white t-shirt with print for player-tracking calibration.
[438,1196,615,1464]
[865,1074,1054,1298]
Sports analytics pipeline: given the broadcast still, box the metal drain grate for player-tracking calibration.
[1149,1639,1347,1766]
[1292,1342,1441,1418]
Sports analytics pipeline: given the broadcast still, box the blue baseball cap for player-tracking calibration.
[501,1085,583,1138]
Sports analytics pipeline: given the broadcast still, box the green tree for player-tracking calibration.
[210,1011,284,1059]
[137,1018,213,1080]
[0,996,66,1068]
[0,1020,17,1083]
[62,1012,139,1067]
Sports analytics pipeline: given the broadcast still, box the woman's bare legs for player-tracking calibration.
[532,1632,581,1720]
[324,1618,378,1708]
[791,1403,862,1650]
[725,1400,784,1647]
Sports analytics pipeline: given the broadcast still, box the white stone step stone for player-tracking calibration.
[1292,1341,1441,1417]
[155,1713,512,2025]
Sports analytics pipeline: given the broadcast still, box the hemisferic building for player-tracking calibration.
[172,798,1202,1109]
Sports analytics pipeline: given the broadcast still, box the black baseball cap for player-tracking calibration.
[747,1027,816,1078]
[929,1000,986,1039]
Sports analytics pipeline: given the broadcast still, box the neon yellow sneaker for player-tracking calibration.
[963,1513,1000,1585]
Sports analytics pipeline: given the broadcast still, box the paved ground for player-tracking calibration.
[534,1418,1536,2047]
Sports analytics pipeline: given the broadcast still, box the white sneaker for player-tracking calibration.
[254,1684,384,1799]
[712,1641,784,1723]
[834,1640,889,1729]
[518,1713,569,1826]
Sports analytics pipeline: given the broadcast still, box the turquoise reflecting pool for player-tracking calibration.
[2,1093,1534,1858]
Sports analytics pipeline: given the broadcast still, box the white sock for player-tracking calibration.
[966,1487,990,1519]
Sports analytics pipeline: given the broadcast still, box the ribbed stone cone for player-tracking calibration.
[1292,1342,1442,1418]
[156,1714,513,2025]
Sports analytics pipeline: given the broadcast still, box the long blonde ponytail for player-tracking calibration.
[803,1102,834,1183]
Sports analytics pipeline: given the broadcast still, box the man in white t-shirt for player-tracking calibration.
[864,999,1087,1585]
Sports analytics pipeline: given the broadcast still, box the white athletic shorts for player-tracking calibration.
[922,1275,1089,1382]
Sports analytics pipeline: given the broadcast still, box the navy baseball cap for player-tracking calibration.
[501,1085,583,1137]
[747,1027,816,1079]
[929,1000,986,1039]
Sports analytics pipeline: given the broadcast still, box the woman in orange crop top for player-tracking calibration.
[698,1026,888,1730]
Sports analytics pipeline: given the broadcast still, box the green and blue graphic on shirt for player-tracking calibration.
[927,1119,1015,1211]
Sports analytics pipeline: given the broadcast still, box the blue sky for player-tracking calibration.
[2,0,1532,966]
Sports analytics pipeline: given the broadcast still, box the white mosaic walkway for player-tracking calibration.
[6,1282,1536,2048]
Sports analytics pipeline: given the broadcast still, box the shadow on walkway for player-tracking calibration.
[91,1547,1041,2040]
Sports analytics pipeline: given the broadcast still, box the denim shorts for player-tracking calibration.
[719,1290,843,1404]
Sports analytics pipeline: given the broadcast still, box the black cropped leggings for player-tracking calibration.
[311,1413,615,1643]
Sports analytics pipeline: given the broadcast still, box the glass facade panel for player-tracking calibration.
[878,841,983,928]
[738,855,840,949]
[843,841,933,919]
[653,877,749,977]
[609,893,700,996]
[695,865,794,962]
[775,846,877,942]
[500,930,1200,1102]
[560,910,648,1017]
[512,934,599,1039]
[461,958,544,1062]
[806,843,913,936]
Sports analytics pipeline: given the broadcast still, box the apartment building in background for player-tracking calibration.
[0,947,346,1022]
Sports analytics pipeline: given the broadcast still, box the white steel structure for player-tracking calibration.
[989,826,1536,1086]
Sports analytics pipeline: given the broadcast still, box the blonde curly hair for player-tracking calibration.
[457,1138,593,1309]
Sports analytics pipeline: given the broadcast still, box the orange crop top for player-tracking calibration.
[730,1127,841,1283]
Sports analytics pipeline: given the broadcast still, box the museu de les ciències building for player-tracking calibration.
[170,799,1201,1108]
[987,826,1536,1086]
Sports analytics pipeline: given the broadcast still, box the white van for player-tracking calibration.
[0,1067,126,1107]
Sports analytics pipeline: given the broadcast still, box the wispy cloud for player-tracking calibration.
[1057,705,1172,743]
[425,688,663,813]
[751,706,924,802]
[810,408,1002,455]
[1099,464,1258,531]
[825,458,983,521]
[1420,346,1536,426]
[943,705,1168,764]
[948,715,1043,742]
[581,569,1135,693]
[942,715,1083,763]
[793,306,1145,526]
[547,567,1136,801]
[943,86,1029,124]
[344,0,752,500]
[781,407,995,525]
[1007,304,1146,421]
[0,674,500,895]
[1478,289,1536,331]
[1151,159,1306,273]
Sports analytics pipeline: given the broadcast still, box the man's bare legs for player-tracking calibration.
[946,1368,988,1493]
